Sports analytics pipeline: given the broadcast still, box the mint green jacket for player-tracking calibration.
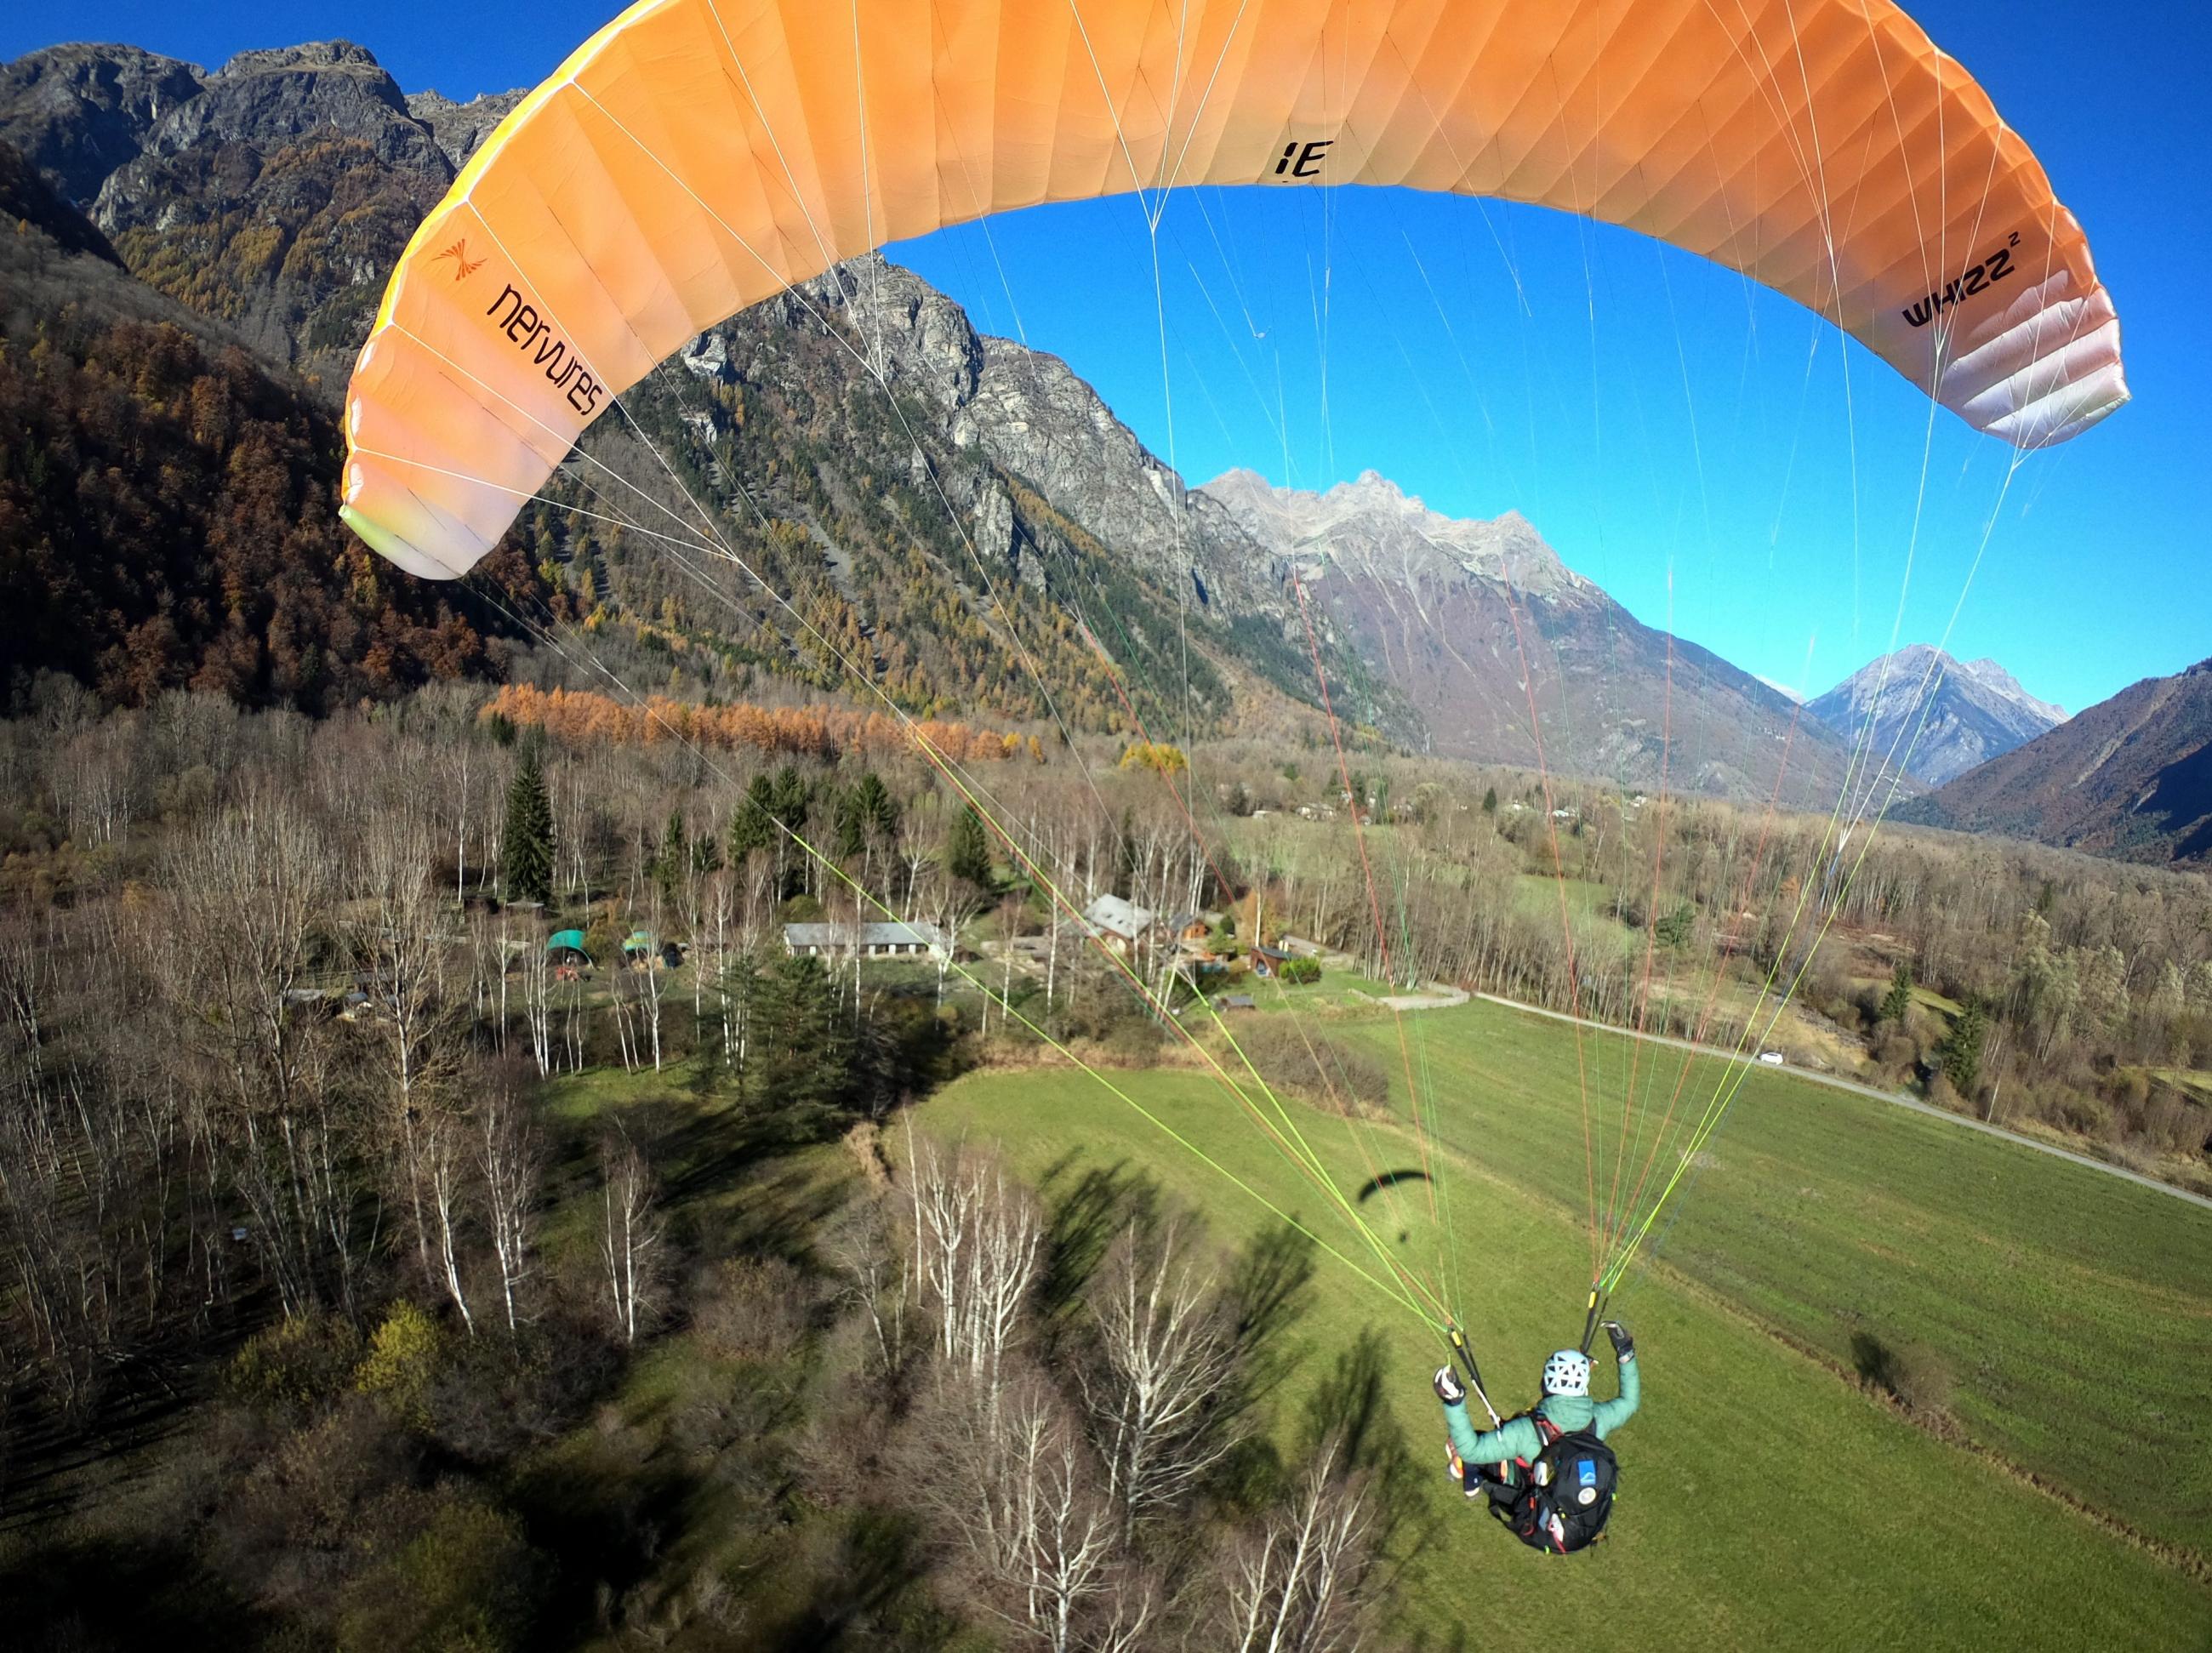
[1445,1354,1639,1468]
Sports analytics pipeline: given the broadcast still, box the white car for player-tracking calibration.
[1757,1051,1786,1066]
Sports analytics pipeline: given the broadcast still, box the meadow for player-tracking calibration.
[916,993,2212,1647]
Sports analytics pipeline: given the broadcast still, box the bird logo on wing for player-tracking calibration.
[431,238,486,281]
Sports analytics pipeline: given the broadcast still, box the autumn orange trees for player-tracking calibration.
[0,316,543,711]
[479,682,1044,767]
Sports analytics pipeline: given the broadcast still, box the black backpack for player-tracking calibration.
[1497,1413,1618,1553]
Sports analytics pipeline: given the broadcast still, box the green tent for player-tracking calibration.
[547,929,591,962]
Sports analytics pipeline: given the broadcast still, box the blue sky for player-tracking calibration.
[8,2,2205,710]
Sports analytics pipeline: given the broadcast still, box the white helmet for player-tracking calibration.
[1542,1348,1591,1397]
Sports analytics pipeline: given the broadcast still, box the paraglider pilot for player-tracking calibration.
[1435,1321,1638,1550]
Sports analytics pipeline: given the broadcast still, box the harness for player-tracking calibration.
[1490,1408,1618,1554]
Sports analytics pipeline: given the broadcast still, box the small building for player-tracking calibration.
[1250,943,1292,979]
[546,929,594,966]
[1077,894,1157,956]
[1221,994,1257,1011]
[784,921,951,960]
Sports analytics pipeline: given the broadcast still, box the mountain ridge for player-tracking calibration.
[1805,643,2066,785]
[1901,658,2212,865]
[1199,468,1884,807]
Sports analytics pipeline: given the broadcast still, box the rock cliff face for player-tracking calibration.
[0,137,122,264]
[0,43,204,205]
[772,259,1298,624]
[113,42,446,180]
[1804,645,2066,786]
[3,43,454,383]
[664,255,1390,732]
[404,88,526,170]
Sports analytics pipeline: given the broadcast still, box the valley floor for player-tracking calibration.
[1464,989,2212,1212]
[919,992,2212,1646]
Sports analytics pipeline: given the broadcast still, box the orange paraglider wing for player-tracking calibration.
[341,0,2125,579]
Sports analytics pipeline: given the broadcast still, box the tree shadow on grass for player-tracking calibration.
[1226,1221,1318,1380]
[1300,1326,1406,1483]
[1034,1153,1161,1320]
[712,1159,857,1267]
[1850,1329,1953,1416]
[1297,1325,1435,1587]
[509,1433,707,1648]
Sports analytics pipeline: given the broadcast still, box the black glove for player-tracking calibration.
[1603,1320,1634,1363]
[1433,1365,1467,1405]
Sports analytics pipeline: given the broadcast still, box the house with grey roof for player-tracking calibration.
[784,921,951,961]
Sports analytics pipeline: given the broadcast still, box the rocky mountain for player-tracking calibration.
[0,134,120,264]
[0,37,1385,738]
[763,263,1321,666]
[568,254,1387,736]
[1804,645,2067,786]
[1202,470,1879,805]
[1901,659,2212,866]
[3,41,453,385]
[1206,468,1586,601]
[0,43,203,205]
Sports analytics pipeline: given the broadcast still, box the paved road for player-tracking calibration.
[1467,991,2212,1214]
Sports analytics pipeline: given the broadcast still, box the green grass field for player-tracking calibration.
[915,995,2212,1647]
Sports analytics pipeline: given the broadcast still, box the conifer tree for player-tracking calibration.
[946,804,995,891]
[1881,960,1914,1023]
[1941,1000,1988,1097]
[503,743,556,905]
[728,774,776,866]
[653,809,688,908]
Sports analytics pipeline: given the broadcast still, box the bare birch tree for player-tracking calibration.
[423,1111,475,1336]
[358,808,464,1288]
[1080,1220,1240,1538]
[475,1061,544,1336]
[907,1133,1042,1402]
[1215,1444,1377,1653]
[600,1123,662,1345]
[926,1374,1145,1653]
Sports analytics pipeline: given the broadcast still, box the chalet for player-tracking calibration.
[1076,894,1157,956]
[784,921,951,960]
